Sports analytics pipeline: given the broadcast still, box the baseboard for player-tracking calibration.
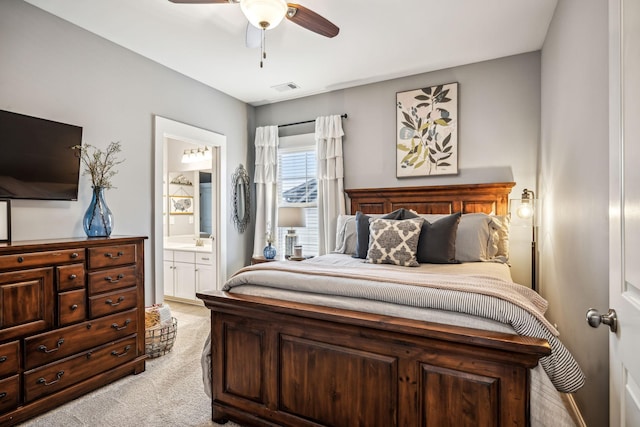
[562,393,587,427]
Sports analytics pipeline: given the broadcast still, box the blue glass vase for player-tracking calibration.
[83,186,113,237]
[263,243,276,259]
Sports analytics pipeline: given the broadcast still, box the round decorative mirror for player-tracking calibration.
[232,164,250,233]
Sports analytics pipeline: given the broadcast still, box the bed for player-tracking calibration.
[197,182,584,427]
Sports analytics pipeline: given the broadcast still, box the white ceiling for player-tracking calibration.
[24,0,558,106]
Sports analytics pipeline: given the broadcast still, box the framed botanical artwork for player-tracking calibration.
[0,199,10,243]
[396,82,458,177]
[169,195,194,215]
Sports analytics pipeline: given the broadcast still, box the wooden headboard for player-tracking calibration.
[345,182,515,216]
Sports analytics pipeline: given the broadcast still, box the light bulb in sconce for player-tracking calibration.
[516,202,533,219]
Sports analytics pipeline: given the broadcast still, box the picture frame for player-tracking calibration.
[396,82,458,177]
[0,199,11,243]
[169,195,194,215]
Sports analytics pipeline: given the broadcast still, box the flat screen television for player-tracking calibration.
[0,109,83,201]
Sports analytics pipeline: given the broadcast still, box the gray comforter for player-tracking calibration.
[202,254,583,426]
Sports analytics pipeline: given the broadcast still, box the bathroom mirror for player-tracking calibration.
[232,164,250,233]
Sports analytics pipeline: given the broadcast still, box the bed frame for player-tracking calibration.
[197,182,551,427]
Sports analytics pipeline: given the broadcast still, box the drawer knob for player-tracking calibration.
[105,273,125,283]
[69,274,77,280]
[17,256,23,263]
[105,251,125,260]
[111,319,131,331]
[111,345,132,358]
[0,356,6,363]
[37,370,64,386]
[86,323,92,330]
[70,252,79,258]
[70,304,78,311]
[37,338,65,354]
[105,296,125,307]
[0,392,6,399]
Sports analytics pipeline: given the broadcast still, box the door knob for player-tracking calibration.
[586,308,618,333]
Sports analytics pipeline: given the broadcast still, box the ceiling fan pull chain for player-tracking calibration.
[260,27,266,68]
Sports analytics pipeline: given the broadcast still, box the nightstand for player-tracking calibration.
[251,255,278,265]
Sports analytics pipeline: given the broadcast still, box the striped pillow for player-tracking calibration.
[366,218,424,267]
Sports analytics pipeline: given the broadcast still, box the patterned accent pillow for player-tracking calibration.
[366,218,424,267]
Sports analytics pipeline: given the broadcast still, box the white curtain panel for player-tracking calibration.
[315,115,346,255]
[253,125,278,256]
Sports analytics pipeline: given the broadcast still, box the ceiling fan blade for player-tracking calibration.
[168,0,232,4]
[286,3,339,38]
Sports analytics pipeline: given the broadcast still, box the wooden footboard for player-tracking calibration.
[197,290,551,427]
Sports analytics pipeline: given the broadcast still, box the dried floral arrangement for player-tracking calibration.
[72,141,124,189]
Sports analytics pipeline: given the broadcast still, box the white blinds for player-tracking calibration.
[277,147,318,257]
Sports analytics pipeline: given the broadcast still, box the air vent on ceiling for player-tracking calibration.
[271,82,300,92]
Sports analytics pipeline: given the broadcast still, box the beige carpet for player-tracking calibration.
[20,302,241,427]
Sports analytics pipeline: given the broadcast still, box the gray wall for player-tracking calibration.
[540,0,609,425]
[0,0,254,302]
[255,52,542,287]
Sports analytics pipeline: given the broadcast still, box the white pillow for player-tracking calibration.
[333,214,357,255]
[488,215,510,262]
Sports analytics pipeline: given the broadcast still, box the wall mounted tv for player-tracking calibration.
[0,109,83,201]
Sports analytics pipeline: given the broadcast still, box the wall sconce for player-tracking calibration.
[278,207,305,259]
[510,188,538,291]
[181,146,212,164]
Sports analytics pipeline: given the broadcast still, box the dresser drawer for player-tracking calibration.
[87,244,136,269]
[0,249,84,271]
[87,265,137,296]
[57,263,86,291]
[24,309,138,369]
[0,375,20,413]
[58,289,87,326]
[0,341,20,377]
[24,336,137,403]
[0,268,55,342]
[89,287,138,319]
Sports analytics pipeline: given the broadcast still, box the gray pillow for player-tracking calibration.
[366,218,424,267]
[416,212,461,263]
[454,213,493,262]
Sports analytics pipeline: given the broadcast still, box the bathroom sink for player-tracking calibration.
[164,243,212,252]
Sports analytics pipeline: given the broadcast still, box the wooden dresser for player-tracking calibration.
[0,236,147,426]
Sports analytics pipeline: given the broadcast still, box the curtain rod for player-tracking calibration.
[277,113,347,128]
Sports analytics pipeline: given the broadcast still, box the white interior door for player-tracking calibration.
[609,0,640,425]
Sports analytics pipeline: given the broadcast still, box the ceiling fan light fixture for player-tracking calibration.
[240,0,288,30]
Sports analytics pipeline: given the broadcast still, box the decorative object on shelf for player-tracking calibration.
[72,141,124,237]
[396,82,458,177]
[263,224,276,259]
[278,206,305,258]
[0,199,10,243]
[263,242,277,260]
[232,164,251,233]
[170,174,193,185]
[510,188,539,291]
[83,186,113,237]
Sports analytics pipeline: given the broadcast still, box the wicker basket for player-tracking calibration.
[145,317,177,358]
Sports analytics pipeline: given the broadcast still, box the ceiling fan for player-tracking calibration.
[168,0,340,67]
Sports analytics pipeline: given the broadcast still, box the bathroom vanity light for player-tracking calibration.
[181,146,212,164]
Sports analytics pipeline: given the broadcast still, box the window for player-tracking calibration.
[277,136,318,257]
